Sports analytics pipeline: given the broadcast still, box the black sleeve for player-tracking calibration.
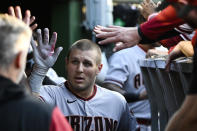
[123,92,140,103]
[138,26,181,44]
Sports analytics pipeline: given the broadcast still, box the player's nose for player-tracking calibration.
[76,63,84,73]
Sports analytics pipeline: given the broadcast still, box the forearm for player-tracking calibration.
[103,83,143,102]
[28,64,49,97]
[103,83,126,95]
[166,95,197,131]
[139,5,184,44]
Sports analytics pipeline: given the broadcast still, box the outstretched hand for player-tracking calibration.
[165,41,193,71]
[140,0,157,20]
[8,6,37,30]
[31,28,63,69]
[94,25,141,52]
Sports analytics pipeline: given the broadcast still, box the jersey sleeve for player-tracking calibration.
[39,85,57,106]
[139,5,184,44]
[104,52,130,88]
[50,107,73,131]
[159,35,183,49]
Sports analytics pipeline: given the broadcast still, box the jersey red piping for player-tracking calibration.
[64,81,97,101]
[39,96,46,102]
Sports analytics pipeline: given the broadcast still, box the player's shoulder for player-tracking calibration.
[96,85,127,103]
[41,82,66,93]
[110,46,138,58]
[117,45,138,53]
[21,95,54,115]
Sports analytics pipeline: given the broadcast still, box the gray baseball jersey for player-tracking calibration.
[39,82,137,131]
[104,45,151,119]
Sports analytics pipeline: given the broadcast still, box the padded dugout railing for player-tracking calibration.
[139,57,193,131]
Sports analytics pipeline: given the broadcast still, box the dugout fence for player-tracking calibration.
[139,57,193,131]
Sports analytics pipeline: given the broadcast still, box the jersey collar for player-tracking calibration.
[64,81,97,101]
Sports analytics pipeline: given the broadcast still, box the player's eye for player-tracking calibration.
[83,61,92,67]
[71,60,79,65]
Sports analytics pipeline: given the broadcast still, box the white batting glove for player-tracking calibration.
[29,28,63,93]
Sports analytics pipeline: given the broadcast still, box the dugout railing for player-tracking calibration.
[139,57,193,131]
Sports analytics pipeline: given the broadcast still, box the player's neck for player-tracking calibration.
[67,82,95,99]
[76,87,94,99]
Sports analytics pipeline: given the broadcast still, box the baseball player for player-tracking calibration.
[94,0,197,130]
[29,29,137,131]
[104,44,152,131]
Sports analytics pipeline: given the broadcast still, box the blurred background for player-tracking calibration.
[0,0,161,78]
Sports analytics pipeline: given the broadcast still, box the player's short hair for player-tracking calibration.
[0,14,31,70]
[67,39,102,65]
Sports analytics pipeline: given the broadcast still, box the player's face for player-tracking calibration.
[66,49,102,93]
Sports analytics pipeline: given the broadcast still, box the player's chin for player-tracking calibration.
[72,82,86,89]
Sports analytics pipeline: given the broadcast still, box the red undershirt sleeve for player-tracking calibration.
[139,5,184,43]
[50,107,73,131]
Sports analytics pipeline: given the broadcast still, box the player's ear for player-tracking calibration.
[96,64,103,75]
[14,51,23,69]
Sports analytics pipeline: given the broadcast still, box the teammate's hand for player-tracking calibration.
[146,49,168,58]
[140,0,157,19]
[165,41,193,71]
[8,6,37,30]
[31,28,63,69]
[165,48,183,72]
[94,25,141,52]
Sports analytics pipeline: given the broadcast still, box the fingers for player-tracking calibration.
[23,10,31,25]
[49,32,57,46]
[49,32,57,54]
[29,16,38,30]
[157,1,162,7]
[94,25,119,33]
[14,6,22,20]
[8,6,15,17]
[107,25,121,28]
[96,32,117,39]
[30,37,38,52]
[36,29,43,46]
[113,42,131,52]
[30,16,35,24]
[30,24,38,31]
[94,28,103,34]
[43,28,49,45]
[8,6,37,30]
[97,35,119,45]
[52,47,63,61]
[99,26,119,32]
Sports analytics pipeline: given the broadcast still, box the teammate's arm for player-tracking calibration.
[94,5,184,51]
[165,95,197,131]
[103,83,126,94]
[103,83,147,102]
[28,28,62,98]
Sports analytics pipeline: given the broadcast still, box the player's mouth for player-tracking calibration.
[74,76,85,83]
